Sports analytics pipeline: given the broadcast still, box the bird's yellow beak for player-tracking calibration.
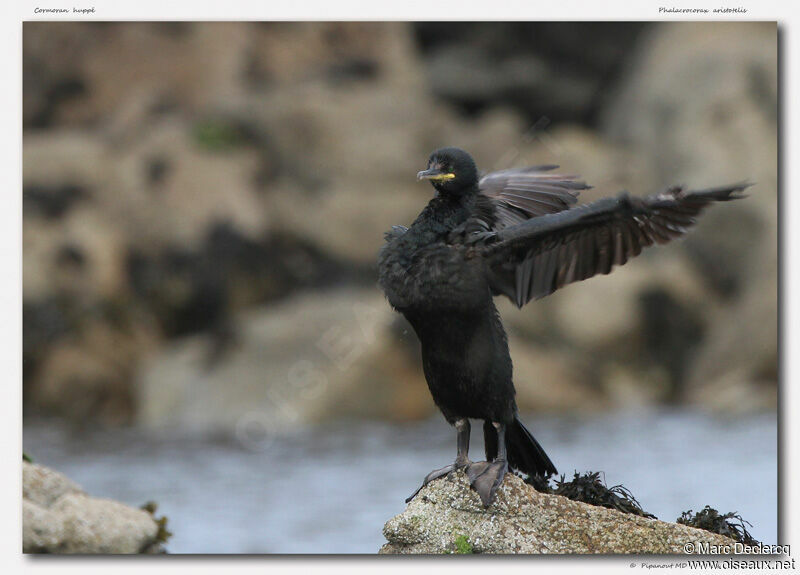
[417,168,456,182]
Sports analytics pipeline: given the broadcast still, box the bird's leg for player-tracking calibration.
[466,421,508,507]
[405,419,472,503]
[453,418,472,469]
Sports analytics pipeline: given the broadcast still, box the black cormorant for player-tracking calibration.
[377,147,748,507]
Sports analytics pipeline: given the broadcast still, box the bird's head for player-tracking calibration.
[417,147,478,195]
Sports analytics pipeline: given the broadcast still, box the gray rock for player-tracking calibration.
[381,472,734,554]
[22,500,64,553]
[22,462,164,554]
[22,461,84,508]
[135,288,434,433]
[51,494,158,554]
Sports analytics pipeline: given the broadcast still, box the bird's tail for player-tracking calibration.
[484,416,557,478]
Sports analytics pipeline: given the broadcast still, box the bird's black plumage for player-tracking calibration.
[377,147,748,506]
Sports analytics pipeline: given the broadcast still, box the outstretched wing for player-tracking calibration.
[478,183,750,308]
[479,166,589,228]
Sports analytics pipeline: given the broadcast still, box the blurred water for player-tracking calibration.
[23,410,777,554]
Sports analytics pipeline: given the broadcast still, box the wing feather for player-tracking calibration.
[478,183,750,308]
[478,166,589,227]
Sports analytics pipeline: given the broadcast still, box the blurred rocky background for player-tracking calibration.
[23,21,777,433]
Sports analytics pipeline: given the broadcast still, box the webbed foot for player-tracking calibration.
[405,458,472,503]
[466,459,508,507]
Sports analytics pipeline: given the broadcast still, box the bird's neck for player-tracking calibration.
[434,181,479,198]
[411,191,474,234]
[431,190,474,212]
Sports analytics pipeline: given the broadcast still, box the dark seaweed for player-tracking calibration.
[677,505,759,547]
[140,501,173,551]
[526,471,656,519]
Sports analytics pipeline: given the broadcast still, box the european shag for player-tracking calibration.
[377,146,748,507]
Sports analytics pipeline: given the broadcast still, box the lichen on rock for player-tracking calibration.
[380,472,736,554]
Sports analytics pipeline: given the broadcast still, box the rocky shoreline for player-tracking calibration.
[381,472,737,554]
[23,22,776,431]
